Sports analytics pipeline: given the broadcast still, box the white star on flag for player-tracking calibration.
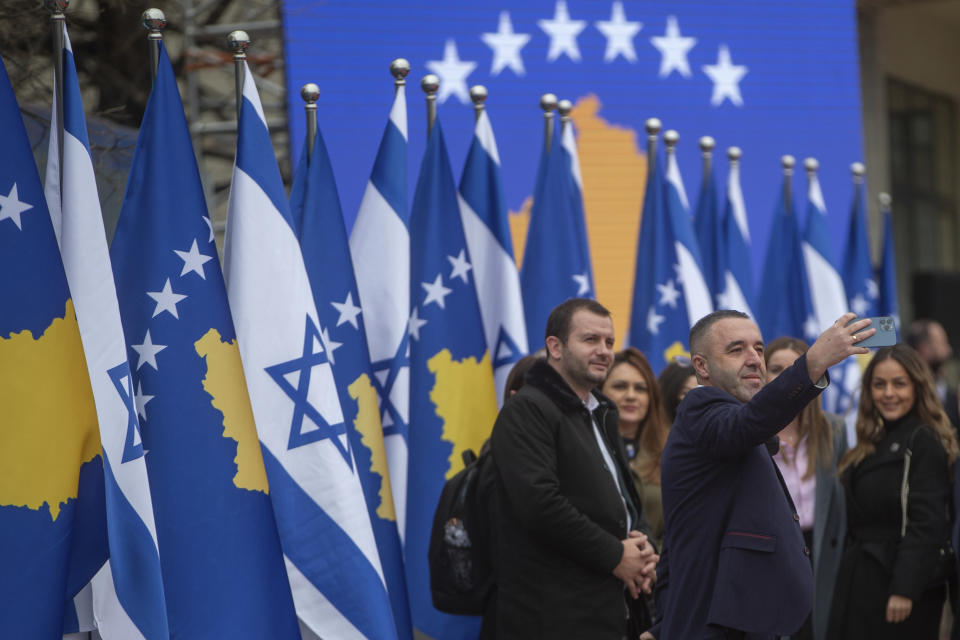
[174,238,214,279]
[657,279,681,308]
[539,0,587,62]
[572,272,590,296]
[865,278,879,299]
[422,273,453,309]
[851,293,869,317]
[146,278,188,319]
[202,215,214,242]
[595,1,642,63]
[426,39,477,104]
[408,307,427,341]
[132,329,167,371]
[673,262,685,285]
[134,381,154,421]
[447,249,473,283]
[703,45,748,106]
[482,11,531,76]
[647,305,666,335]
[319,325,343,365]
[716,285,736,311]
[0,183,34,230]
[650,15,696,78]
[331,291,362,329]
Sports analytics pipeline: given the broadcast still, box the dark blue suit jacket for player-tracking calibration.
[657,355,819,639]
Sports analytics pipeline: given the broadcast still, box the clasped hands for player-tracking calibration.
[612,530,659,599]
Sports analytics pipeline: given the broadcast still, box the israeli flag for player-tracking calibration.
[349,83,411,537]
[45,25,168,639]
[290,111,411,638]
[458,107,528,405]
[802,165,858,414]
[223,62,394,640]
[717,151,755,316]
[664,141,713,329]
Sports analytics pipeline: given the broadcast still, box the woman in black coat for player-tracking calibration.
[828,344,958,639]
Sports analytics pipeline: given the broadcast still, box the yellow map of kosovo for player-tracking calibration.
[428,350,498,478]
[349,374,397,521]
[0,300,99,520]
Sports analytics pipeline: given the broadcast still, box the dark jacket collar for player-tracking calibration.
[524,359,616,414]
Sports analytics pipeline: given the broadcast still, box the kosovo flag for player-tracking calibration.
[290,118,412,639]
[843,176,879,319]
[406,118,498,639]
[0,51,102,639]
[110,43,300,638]
[876,195,899,327]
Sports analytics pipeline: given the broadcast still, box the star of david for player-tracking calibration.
[492,327,523,370]
[264,315,352,467]
[108,363,145,463]
[370,334,410,440]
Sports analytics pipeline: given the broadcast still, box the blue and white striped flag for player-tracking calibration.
[223,62,394,640]
[45,25,168,639]
[802,164,858,415]
[110,44,300,637]
[664,139,713,330]
[717,151,755,315]
[458,107,528,404]
[349,83,411,536]
[290,113,410,638]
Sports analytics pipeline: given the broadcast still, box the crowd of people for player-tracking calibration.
[479,298,960,640]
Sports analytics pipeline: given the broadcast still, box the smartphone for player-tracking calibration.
[846,316,898,348]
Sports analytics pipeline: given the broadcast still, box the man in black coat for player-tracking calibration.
[654,310,873,640]
[490,298,658,639]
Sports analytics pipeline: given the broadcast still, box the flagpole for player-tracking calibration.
[421,74,439,138]
[228,30,250,123]
[804,157,819,188]
[301,83,319,162]
[557,98,572,135]
[664,128,679,166]
[879,192,891,210]
[390,57,410,96]
[781,155,795,210]
[727,146,742,172]
[142,8,166,84]
[45,0,67,197]
[470,85,487,123]
[540,93,557,153]
[645,118,661,182]
[851,162,866,186]
[699,136,715,190]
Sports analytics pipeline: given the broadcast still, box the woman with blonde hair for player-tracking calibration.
[601,347,670,546]
[764,337,847,640]
[828,344,958,640]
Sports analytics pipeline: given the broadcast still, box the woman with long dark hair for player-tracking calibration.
[765,337,847,640]
[828,344,958,639]
[602,347,670,546]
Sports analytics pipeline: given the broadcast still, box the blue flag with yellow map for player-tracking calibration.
[290,122,411,639]
[109,44,300,637]
[0,51,102,639]
[407,118,498,639]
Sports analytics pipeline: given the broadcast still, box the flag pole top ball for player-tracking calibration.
[142,8,167,33]
[228,30,250,54]
[539,93,558,113]
[421,74,439,96]
[390,58,410,84]
[804,157,819,173]
[699,136,715,153]
[43,0,69,13]
[727,146,742,161]
[879,192,892,208]
[851,162,866,177]
[645,118,662,135]
[470,85,488,106]
[663,129,679,147]
[781,155,795,169]
[300,83,320,105]
[557,99,573,119]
